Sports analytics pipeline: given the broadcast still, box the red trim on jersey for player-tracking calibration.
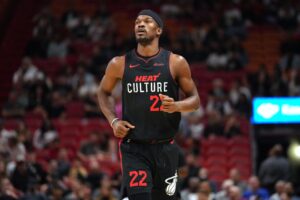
[118,139,123,174]
[134,48,161,63]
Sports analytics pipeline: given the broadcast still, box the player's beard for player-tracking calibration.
[136,35,154,46]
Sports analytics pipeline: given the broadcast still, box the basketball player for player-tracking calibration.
[97,9,200,200]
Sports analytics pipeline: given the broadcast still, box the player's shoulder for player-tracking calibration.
[170,52,188,64]
[106,55,125,78]
[108,55,125,67]
[169,52,189,67]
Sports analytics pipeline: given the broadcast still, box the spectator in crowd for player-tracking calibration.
[12,57,45,86]
[259,144,290,193]
[85,160,104,191]
[198,168,218,193]
[224,115,242,138]
[181,177,200,200]
[284,182,300,200]
[92,175,119,200]
[203,110,224,138]
[0,119,17,144]
[198,180,216,200]
[243,176,269,200]
[229,185,245,200]
[45,91,66,118]
[289,69,300,96]
[249,64,271,97]
[72,64,97,98]
[26,151,47,185]
[9,158,30,193]
[69,158,88,182]
[56,148,71,179]
[215,179,234,200]
[1,134,26,166]
[47,33,69,58]
[0,178,22,200]
[229,168,248,193]
[2,91,26,118]
[270,180,286,200]
[16,121,33,151]
[33,119,58,150]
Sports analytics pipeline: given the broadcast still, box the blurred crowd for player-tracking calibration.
[1,0,300,199]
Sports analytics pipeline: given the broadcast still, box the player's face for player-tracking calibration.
[134,15,162,45]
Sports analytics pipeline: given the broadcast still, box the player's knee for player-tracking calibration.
[128,192,151,200]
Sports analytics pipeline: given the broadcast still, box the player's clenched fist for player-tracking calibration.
[112,120,135,138]
[159,93,180,113]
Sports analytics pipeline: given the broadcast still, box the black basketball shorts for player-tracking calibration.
[119,140,180,200]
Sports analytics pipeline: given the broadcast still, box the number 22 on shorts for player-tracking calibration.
[129,170,148,187]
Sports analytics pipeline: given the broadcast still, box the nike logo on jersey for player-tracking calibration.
[153,63,164,67]
[129,64,140,68]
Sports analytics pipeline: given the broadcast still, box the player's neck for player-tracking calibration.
[136,43,160,57]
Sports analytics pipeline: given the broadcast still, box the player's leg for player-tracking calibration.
[152,143,180,200]
[119,142,153,200]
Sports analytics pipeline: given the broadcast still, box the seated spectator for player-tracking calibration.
[198,180,216,200]
[92,176,119,200]
[56,148,71,179]
[198,168,218,193]
[64,178,92,200]
[289,69,300,96]
[45,91,66,118]
[215,179,234,200]
[2,91,26,118]
[47,34,69,58]
[26,151,47,185]
[33,119,58,149]
[203,110,224,138]
[185,107,205,139]
[83,93,103,118]
[69,158,88,182]
[248,64,271,97]
[0,178,22,200]
[229,185,245,200]
[224,115,242,138]
[181,177,200,200]
[85,160,104,191]
[78,131,113,162]
[1,134,26,165]
[9,158,30,193]
[270,180,286,200]
[279,52,300,71]
[0,119,17,144]
[283,182,300,200]
[229,168,248,193]
[234,92,252,118]
[243,176,269,200]
[12,57,45,86]
[72,64,97,98]
[16,121,33,151]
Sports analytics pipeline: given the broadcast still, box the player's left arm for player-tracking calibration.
[160,54,200,113]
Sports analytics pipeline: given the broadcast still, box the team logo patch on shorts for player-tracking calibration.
[165,171,178,196]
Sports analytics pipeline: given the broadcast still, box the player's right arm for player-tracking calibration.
[97,56,135,138]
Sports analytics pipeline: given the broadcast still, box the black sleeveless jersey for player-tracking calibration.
[122,48,181,140]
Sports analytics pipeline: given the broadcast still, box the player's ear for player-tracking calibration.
[157,27,162,36]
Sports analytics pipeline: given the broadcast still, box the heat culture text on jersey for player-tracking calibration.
[126,72,169,94]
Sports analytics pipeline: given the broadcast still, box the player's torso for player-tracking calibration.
[122,48,181,140]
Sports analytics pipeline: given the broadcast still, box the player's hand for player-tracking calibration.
[159,94,180,113]
[112,120,135,138]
